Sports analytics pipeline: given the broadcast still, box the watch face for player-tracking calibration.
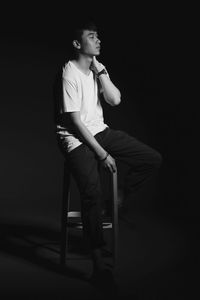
[98,69,107,76]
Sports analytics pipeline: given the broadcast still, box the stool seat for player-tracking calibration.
[60,161,118,267]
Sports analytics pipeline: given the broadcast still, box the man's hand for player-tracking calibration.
[101,154,117,173]
[90,56,104,75]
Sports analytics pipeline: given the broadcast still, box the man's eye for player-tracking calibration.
[89,35,98,39]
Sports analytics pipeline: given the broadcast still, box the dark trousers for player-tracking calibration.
[59,128,162,249]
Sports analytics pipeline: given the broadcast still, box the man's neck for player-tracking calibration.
[72,55,93,75]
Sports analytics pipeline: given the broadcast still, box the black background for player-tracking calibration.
[0,0,196,255]
[0,2,198,298]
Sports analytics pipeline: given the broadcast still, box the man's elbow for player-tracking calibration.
[115,95,121,105]
[111,93,121,106]
[105,91,121,106]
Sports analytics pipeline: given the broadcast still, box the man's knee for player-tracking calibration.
[151,150,163,169]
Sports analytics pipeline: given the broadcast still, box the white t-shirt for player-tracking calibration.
[56,60,108,152]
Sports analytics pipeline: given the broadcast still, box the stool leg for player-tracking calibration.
[111,169,118,267]
[60,163,70,265]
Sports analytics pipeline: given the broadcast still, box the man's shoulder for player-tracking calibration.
[62,61,77,81]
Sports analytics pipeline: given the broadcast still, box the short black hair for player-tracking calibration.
[64,17,98,59]
[71,18,98,42]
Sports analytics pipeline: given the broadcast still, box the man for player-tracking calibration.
[56,19,162,282]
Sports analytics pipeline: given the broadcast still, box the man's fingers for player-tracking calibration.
[112,164,116,173]
[109,163,116,173]
[102,156,116,173]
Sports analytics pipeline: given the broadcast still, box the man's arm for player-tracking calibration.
[91,56,121,106]
[69,111,117,173]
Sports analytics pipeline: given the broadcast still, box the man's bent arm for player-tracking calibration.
[68,112,117,172]
[68,111,108,160]
[91,56,121,106]
[98,73,121,106]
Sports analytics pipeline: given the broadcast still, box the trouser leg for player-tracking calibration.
[65,143,106,250]
[98,128,162,201]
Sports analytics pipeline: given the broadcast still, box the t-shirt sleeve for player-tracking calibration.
[62,78,81,112]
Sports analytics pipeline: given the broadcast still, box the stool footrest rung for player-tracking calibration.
[66,221,112,229]
[67,211,81,218]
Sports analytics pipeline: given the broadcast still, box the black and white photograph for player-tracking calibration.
[0,3,197,299]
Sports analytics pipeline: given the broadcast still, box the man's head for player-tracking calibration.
[70,19,101,58]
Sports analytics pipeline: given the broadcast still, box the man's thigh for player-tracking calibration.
[100,129,161,167]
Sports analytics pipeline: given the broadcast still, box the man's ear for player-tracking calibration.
[72,40,81,49]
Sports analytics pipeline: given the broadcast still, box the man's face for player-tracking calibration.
[79,30,101,56]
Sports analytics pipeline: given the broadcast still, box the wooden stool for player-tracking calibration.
[60,161,118,266]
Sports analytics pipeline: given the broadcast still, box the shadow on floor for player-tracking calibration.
[0,221,90,281]
[0,212,199,299]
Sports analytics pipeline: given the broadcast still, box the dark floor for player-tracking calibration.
[0,207,198,300]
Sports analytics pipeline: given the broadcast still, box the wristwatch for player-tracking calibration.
[97,68,107,77]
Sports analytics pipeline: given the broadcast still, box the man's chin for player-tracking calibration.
[95,49,101,56]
